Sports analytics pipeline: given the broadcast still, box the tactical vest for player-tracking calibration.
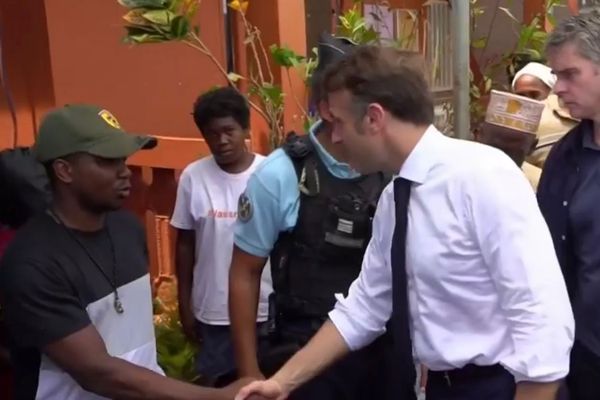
[270,133,390,322]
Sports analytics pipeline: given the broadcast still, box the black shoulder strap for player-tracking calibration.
[282,131,314,180]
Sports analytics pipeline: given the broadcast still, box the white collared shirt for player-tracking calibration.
[329,126,574,382]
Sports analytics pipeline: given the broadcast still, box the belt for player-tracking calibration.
[429,364,507,387]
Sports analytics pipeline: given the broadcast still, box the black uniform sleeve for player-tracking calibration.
[1,258,90,349]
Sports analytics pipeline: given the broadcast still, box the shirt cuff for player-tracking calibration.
[500,340,572,383]
[170,219,193,230]
[233,236,270,258]
[504,366,569,383]
[328,307,377,351]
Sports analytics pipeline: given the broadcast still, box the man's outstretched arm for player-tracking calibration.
[46,325,242,400]
[235,320,349,400]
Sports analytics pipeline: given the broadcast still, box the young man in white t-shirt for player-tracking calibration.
[170,87,272,386]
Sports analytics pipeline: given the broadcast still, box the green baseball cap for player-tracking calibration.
[33,104,157,163]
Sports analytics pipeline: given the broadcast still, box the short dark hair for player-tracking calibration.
[546,6,600,64]
[42,154,74,188]
[43,162,57,187]
[310,69,327,105]
[323,46,434,126]
[192,87,250,132]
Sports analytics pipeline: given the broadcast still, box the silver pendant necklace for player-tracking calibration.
[49,210,125,314]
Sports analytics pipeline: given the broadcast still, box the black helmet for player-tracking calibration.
[311,32,357,105]
[313,32,357,74]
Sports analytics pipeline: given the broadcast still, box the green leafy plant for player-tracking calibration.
[500,0,564,79]
[337,2,379,44]
[269,45,318,131]
[152,278,199,382]
[119,0,397,149]
[468,0,565,129]
[119,0,290,148]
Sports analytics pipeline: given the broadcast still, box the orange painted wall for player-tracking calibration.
[0,0,55,150]
[43,0,228,140]
[245,0,307,136]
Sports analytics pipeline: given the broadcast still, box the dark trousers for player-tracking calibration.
[197,321,269,387]
[426,364,515,400]
[567,341,600,400]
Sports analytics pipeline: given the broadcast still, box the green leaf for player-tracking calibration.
[531,31,547,41]
[118,0,169,9]
[351,21,367,34]
[361,28,379,44]
[124,26,169,43]
[123,9,152,26]
[170,15,190,39]
[270,44,304,68]
[257,83,284,109]
[523,48,542,59]
[142,9,176,25]
[471,37,487,49]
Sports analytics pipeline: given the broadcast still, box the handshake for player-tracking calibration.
[219,377,287,400]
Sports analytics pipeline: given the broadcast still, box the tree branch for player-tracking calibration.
[184,34,271,124]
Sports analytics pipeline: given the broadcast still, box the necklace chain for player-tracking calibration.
[48,210,125,314]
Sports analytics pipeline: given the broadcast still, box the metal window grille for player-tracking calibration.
[425,1,453,92]
[363,5,420,51]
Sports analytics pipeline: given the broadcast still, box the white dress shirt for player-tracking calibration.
[329,126,574,382]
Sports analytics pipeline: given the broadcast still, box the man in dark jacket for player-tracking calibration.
[539,7,600,400]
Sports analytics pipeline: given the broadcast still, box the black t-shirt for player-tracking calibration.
[0,210,162,400]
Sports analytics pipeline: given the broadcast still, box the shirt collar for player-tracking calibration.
[397,125,444,184]
[581,120,600,150]
[308,120,360,179]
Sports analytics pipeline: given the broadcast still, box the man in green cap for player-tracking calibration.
[0,104,247,400]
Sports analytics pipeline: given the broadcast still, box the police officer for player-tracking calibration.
[228,33,391,399]
[528,94,578,168]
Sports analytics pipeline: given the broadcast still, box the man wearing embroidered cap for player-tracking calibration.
[541,7,600,399]
[32,104,157,164]
[476,90,544,190]
[0,104,248,399]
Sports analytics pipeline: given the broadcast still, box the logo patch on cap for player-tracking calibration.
[98,110,121,129]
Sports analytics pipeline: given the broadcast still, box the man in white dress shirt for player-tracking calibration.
[235,46,574,400]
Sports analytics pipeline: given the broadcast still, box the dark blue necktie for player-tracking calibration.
[387,177,416,400]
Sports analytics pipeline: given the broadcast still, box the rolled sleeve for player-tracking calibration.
[170,170,194,230]
[466,161,574,382]
[329,188,394,351]
[234,176,285,257]
[234,151,299,257]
